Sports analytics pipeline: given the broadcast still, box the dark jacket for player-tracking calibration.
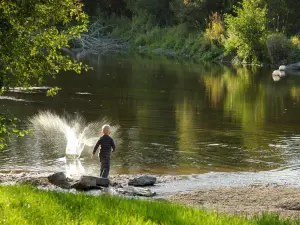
[92,135,115,158]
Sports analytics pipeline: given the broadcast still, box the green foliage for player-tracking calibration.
[170,0,241,29]
[263,0,300,35]
[291,36,300,48]
[205,12,225,45]
[46,87,62,97]
[126,0,173,25]
[170,0,207,28]
[254,214,293,225]
[0,185,296,225]
[224,0,269,64]
[266,33,292,65]
[0,113,31,150]
[87,0,300,64]
[130,11,156,35]
[0,0,90,149]
[0,0,89,90]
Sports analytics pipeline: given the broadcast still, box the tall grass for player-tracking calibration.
[97,13,223,61]
[0,185,296,225]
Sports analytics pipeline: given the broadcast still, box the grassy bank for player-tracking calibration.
[99,14,224,62]
[91,0,300,65]
[0,185,297,225]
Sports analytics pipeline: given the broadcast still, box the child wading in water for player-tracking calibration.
[91,124,115,178]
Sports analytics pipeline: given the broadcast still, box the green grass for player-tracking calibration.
[98,14,223,61]
[0,185,296,225]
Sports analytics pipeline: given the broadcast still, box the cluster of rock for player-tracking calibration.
[272,62,300,81]
[47,172,157,197]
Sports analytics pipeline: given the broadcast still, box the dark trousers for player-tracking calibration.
[100,156,110,178]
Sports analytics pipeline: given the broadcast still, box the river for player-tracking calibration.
[1,54,300,181]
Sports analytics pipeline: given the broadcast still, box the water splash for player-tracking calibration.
[29,111,121,158]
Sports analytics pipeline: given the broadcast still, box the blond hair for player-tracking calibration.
[102,124,111,134]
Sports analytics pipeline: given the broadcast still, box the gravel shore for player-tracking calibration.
[167,185,300,220]
[1,171,300,220]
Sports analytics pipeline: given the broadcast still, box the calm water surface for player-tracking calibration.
[1,55,300,177]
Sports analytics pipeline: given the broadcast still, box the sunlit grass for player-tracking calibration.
[0,185,295,225]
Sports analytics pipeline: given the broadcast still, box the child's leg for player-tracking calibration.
[100,159,110,178]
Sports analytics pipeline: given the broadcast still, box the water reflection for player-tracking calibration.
[64,158,85,178]
[1,55,300,175]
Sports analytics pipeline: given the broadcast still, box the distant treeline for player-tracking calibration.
[82,0,300,65]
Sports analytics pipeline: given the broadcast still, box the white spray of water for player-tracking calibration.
[29,111,121,158]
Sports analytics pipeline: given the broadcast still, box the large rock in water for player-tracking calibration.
[128,176,156,187]
[48,172,67,185]
[71,176,109,191]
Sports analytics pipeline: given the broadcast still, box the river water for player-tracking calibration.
[1,54,300,183]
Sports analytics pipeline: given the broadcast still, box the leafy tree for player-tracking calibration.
[263,0,300,35]
[0,0,89,149]
[0,112,31,149]
[224,0,268,64]
[170,0,241,29]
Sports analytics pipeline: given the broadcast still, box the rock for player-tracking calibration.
[278,201,300,211]
[134,187,156,197]
[96,177,110,187]
[128,175,156,187]
[110,181,123,188]
[272,70,286,81]
[47,172,72,189]
[272,70,286,77]
[71,176,109,191]
[47,172,67,185]
[284,62,300,75]
[117,186,156,197]
[279,65,286,71]
[71,182,102,191]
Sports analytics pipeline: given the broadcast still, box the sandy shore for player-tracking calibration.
[167,185,300,220]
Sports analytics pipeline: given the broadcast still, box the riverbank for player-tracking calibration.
[168,186,300,220]
[1,171,300,221]
[93,14,300,67]
[0,185,296,225]
[104,20,226,63]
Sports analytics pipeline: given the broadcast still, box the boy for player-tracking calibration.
[91,124,115,178]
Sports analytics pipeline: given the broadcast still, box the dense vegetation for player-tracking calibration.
[1,0,300,148]
[0,185,296,225]
[83,0,300,65]
[0,0,89,149]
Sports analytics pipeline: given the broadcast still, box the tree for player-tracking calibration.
[170,0,241,29]
[0,0,89,149]
[224,0,268,64]
[263,0,300,35]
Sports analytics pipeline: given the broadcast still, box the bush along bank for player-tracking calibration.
[95,12,227,62]
[87,0,300,66]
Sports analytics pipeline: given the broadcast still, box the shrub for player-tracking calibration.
[224,0,269,64]
[205,12,225,45]
[134,34,147,46]
[130,11,156,34]
[125,0,173,25]
[291,36,300,48]
[266,33,292,65]
[105,14,132,38]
